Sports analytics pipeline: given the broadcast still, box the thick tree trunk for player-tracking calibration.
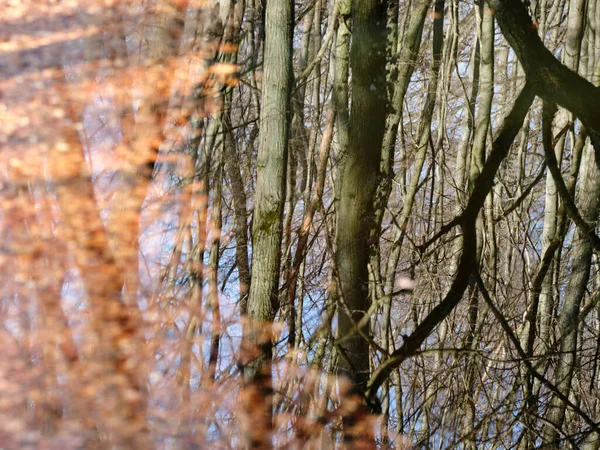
[336,0,388,387]
[335,0,388,442]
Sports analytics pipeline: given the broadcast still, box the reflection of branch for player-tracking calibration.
[295,0,339,84]
[335,290,388,357]
[543,103,600,252]
[284,108,336,347]
[365,82,535,408]
[487,0,600,159]
[52,78,148,444]
[495,161,546,222]
[523,237,562,355]
[416,215,461,256]
[474,272,600,435]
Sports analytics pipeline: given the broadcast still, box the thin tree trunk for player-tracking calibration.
[383,0,445,315]
[240,0,294,447]
[206,139,223,385]
[544,138,600,445]
[333,0,351,193]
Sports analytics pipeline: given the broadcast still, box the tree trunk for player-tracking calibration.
[544,139,600,445]
[240,0,294,447]
[335,0,388,441]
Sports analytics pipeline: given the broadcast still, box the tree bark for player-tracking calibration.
[240,0,294,447]
[336,0,388,393]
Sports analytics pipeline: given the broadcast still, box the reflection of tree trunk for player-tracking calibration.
[206,141,223,385]
[335,0,388,443]
[375,0,431,236]
[224,120,251,312]
[9,181,76,431]
[382,0,444,336]
[544,140,600,445]
[333,0,351,180]
[50,115,148,447]
[537,0,585,358]
[34,196,80,427]
[366,82,535,405]
[220,0,250,314]
[463,4,493,447]
[240,0,293,447]
[286,107,335,349]
[373,2,431,372]
[107,0,190,307]
[178,151,207,434]
[85,8,191,438]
